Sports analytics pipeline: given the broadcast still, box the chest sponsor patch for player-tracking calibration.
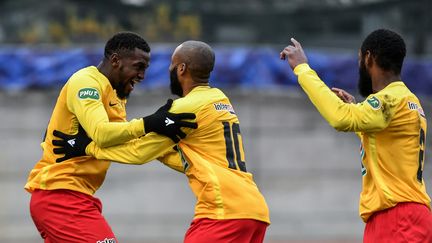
[78,88,100,100]
[366,96,381,110]
[213,102,235,114]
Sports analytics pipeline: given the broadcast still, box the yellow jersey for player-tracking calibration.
[25,66,145,195]
[85,86,270,224]
[294,63,431,222]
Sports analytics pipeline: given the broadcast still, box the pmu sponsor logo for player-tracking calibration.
[96,238,116,243]
[408,101,425,117]
[213,103,235,114]
[78,88,100,100]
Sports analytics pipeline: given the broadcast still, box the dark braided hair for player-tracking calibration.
[360,29,406,74]
[104,32,150,58]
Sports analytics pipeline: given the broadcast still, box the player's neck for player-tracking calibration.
[182,81,209,96]
[372,70,401,92]
[97,61,111,81]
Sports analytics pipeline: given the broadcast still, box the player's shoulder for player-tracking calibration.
[172,86,228,113]
[386,82,425,116]
[70,66,96,79]
[365,81,423,113]
[66,66,109,102]
[68,66,107,87]
[370,82,409,105]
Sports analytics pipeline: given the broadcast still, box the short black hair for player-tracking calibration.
[104,32,150,58]
[360,29,406,74]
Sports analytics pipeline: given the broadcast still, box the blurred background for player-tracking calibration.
[0,0,431,242]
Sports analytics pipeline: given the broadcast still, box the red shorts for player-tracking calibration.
[184,218,268,243]
[364,202,432,243]
[30,189,117,243]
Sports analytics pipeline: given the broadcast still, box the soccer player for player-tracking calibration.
[280,29,432,242]
[25,32,197,242]
[52,40,270,243]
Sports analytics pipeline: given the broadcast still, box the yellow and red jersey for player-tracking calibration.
[85,86,270,224]
[25,66,144,195]
[294,63,431,222]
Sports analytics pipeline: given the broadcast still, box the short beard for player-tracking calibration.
[113,66,130,99]
[358,60,373,98]
[170,66,183,97]
[113,81,129,99]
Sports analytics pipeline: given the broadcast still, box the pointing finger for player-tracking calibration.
[291,38,302,49]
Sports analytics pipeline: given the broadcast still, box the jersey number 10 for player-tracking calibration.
[223,122,247,172]
[417,128,425,183]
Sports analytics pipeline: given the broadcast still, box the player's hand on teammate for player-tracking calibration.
[280,38,308,70]
[143,99,198,143]
[52,126,92,162]
[331,87,356,104]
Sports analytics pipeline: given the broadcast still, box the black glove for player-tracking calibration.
[143,99,198,143]
[52,126,92,163]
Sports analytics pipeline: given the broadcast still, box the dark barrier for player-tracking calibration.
[1,46,431,96]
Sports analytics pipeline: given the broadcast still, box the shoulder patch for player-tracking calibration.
[407,101,418,110]
[78,88,100,100]
[213,102,236,114]
[408,101,426,118]
[366,96,381,110]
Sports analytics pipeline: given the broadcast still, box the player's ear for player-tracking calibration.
[364,50,373,68]
[110,53,121,68]
[178,63,187,75]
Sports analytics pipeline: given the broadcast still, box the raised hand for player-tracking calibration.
[52,126,92,162]
[280,38,308,70]
[143,99,198,143]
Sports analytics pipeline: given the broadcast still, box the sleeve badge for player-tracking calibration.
[366,96,382,110]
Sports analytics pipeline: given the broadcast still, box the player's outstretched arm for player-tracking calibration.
[54,128,177,165]
[53,100,198,162]
[67,78,144,148]
[280,38,389,133]
[68,80,196,148]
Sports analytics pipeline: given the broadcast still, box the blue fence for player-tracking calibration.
[1,46,432,96]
